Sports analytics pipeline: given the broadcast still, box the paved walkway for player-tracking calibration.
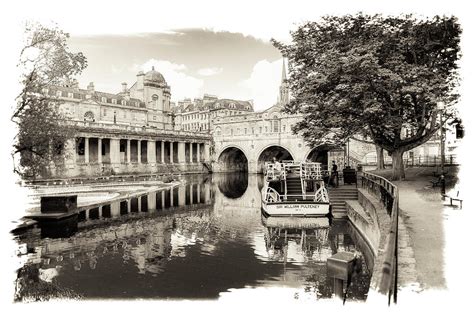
[372,166,460,295]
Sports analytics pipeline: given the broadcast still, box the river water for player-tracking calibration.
[13,173,371,301]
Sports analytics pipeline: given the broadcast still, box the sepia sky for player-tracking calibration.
[68,29,284,110]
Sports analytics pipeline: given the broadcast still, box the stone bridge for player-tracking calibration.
[211,105,358,173]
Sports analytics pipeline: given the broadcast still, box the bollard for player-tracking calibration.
[327,252,356,301]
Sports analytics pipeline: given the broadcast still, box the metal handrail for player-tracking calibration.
[261,186,329,203]
[264,162,286,181]
[360,171,399,305]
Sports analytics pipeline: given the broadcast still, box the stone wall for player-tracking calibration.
[345,188,393,298]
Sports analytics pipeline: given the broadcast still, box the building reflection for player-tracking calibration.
[16,178,214,283]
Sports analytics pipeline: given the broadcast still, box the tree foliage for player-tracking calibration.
[12,22,87,178]
[273,14,461,179]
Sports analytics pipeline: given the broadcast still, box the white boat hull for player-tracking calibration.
[262,202,331,217]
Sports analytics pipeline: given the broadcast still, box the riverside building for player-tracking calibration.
[44,67,212,178]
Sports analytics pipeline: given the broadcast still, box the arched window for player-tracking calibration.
[273,119,280,133]
[272,115,280,133]
[152,94,159,109]
[84,111,95,121]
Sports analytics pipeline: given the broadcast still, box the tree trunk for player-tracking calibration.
[375,145,385,170]
[391,149,405,180]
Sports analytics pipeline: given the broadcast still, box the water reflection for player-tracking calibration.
[217,172,248,199]
[14,173,371,301]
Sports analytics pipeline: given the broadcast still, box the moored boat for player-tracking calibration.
[261,161,331,217]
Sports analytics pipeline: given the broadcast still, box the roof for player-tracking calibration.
[174,98,253,113]
[208,99,253,111]
[46,85,145,108]
[144,67,167,85]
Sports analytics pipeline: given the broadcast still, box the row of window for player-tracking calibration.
[183,123,209,131]
[183,113,210,121]
[47,89,142,107]
[82,108,144,121]
[182,109,246,121]
[215,122,288,136]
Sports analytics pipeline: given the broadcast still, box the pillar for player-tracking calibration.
[97,138,102,164]
[161,191,165,209]
[138,196,142,212]
[111,201,120,218]
[190,143,193,163]
[170,187,174,207]
[147,193,156,212]
[170,142,174,163]
[178,142,186,164]
[137,140,141,163]
[204,182,211,203]
[84,137,90,164]
[127,199,131,213]
[197,184,201,203]
[204,143,210,162]
[148,140,156,164]
[178,186,185,206]
[110,139,120,165]
[197,143,201,163]
[127,139,131,163]
[190,184,194,204]
[161,141,165,163]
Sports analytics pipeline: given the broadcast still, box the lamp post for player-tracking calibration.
[437,102,446,195]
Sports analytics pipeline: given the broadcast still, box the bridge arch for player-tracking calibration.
[256,145,294,173]
[304,146,330,170]
[216,145,249,172]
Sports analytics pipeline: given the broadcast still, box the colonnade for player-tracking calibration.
[70,136,211,167]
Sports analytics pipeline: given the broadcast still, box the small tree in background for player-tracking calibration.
[12,22,87,178]
[273,14,461,180]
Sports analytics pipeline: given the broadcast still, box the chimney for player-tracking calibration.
[136,71,144,90]
[87,82,95,92]
[72,79,79,90]
[121,82,128,93]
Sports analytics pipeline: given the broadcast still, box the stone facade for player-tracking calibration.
[46,68,212,178]
[172,95,254,133]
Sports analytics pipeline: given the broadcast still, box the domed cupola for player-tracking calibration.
[144,66,167,87]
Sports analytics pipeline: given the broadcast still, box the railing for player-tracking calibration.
[261,185,329,203]
[360,171,399,305]
[300,162,323,180]
[363,154,458,166]
[264,163,287,181]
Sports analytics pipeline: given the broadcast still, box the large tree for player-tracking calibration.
[273,14,461,180]
[12,22,87,178]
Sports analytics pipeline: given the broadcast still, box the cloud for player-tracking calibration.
[240,58,283,111]
[197,67,223,76]
[132,59,203,101]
